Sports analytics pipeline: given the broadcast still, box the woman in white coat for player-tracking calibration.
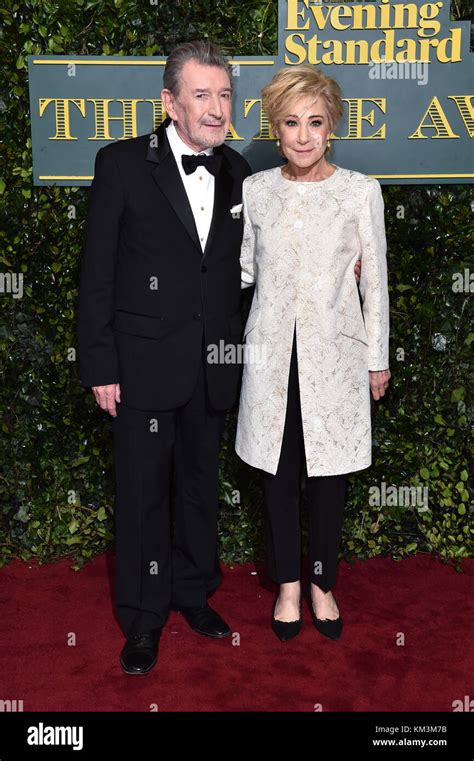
[235,65,391,642]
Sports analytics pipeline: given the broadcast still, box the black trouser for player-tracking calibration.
[262,326,348,593]
[112,338,226,638]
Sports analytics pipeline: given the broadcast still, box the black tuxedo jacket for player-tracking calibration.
[77,116,252,411]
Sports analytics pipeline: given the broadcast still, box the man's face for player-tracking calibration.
[161,59,232,152]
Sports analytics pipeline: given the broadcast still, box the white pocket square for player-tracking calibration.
[230,203,243,218]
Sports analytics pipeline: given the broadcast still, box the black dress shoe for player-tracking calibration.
[271,596,302,642]
[120,627,162,675]
[311,593,343,641]
[174,603,231,638]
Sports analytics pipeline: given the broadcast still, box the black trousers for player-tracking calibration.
[262,326,348,593]
[112,338,226,638]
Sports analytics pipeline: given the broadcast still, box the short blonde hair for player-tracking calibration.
[262,65,343,156]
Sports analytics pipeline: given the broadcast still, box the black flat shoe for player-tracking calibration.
[271,597,302,642]
[120,627,162,675]
[310,592,343,641]
[174,603,231,638]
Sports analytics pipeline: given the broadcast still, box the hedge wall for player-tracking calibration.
[0,0,472,570]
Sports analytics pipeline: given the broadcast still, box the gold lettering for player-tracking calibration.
[144,99,166,131]
[286,0,310,31]
[343,99,386,140]
[244,100,274,140]
[437,28,462,63]
[447,95,474,137]
[408,96,460,139]
[284,33,307,65]
[87,99,144,140]
[39,98,85,140]
[226,121,244,140]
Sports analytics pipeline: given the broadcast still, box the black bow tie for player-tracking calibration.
[181,153,222,177]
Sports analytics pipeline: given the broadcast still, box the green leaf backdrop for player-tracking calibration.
[0,1,472,570]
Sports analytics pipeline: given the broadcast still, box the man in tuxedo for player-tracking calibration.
[78,41,251,675]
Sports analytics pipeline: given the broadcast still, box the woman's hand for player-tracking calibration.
[369,369,391,400]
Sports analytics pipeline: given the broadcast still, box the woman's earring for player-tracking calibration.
[276,138,280,147]
[327,140,331,148]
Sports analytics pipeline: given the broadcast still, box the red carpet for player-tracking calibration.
[0,552,472,712]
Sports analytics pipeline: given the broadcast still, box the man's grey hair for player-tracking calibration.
[163,40,233,96]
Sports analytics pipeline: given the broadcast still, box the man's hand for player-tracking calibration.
[369,369,391,400]
[354,258,361,283]
[92,383,121,417]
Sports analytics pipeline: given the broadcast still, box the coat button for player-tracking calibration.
[193,313,202,320]
[201,265,207,273]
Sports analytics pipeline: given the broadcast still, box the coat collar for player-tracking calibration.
[145,116,235,259]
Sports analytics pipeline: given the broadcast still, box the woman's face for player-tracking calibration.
[276,95,332,169]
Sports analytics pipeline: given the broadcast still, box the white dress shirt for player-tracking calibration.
[166,120,215,252]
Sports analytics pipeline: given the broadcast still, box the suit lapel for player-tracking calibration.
[146,117,201,252]
[146,117,236,259]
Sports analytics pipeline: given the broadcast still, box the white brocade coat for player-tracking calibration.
[235,165,390,477]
